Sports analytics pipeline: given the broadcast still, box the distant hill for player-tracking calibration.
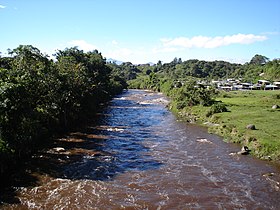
[106,58,155,66]
[147,62,155,66]
[106,58,123,65]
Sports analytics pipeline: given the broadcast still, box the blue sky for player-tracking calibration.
[0,0,279,64]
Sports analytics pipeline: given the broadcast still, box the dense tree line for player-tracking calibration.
[0,45,127,175]
[123,54,280,84]
[127,54,280,111]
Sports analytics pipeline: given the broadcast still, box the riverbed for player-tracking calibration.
[2,90,280,209]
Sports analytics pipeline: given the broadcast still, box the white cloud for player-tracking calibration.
[111,40,118,45]
[152,45,182,53]
[261,31,280,36]
[161,33,267,49]
[0,4,6,9]
[203,56,249,64]
[68,40,97,52]
[106,48,133,60]
[104,46,154,64]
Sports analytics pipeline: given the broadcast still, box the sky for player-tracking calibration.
[0,0,279,64]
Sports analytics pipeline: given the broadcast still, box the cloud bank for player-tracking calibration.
[64,33,268,64]
[0,4,6,9]
[161,33,267,49]
[68,40,97,52]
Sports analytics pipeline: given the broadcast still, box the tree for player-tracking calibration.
[0,45,127,178]
[264,59,280,81]
[250,54,269,65]
[157,60,162,67]
[174,80,215,109]
[0,45,55,156]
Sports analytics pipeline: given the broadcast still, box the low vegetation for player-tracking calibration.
[212,91,280,160]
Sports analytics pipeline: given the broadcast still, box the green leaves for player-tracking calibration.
[0,45,127,162]
[173,80,215,109]
[206,102,228,117]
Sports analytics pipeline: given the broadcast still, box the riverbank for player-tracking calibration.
[170,90,280,162]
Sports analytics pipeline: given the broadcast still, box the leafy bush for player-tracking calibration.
[206,102,228,117]
[173,80,216,109]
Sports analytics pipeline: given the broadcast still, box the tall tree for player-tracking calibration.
[250,54,269,65]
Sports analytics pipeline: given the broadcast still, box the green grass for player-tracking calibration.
[215,90,280,160]
[178,90,280,161]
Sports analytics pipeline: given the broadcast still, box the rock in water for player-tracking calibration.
[237,146,251,155]
[53,147,66,152]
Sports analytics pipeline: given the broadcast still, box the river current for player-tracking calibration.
[1,89,280,209]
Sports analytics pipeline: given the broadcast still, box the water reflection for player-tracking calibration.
[61,128,163,181]
[60,92,166,180]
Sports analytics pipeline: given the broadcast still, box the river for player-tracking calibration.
[1,89,280,209]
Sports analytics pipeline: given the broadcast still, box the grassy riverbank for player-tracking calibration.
[173,90,280,161]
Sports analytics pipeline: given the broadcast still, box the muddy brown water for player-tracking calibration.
[1,89,280,209]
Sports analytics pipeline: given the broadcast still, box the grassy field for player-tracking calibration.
[179,90,280,161]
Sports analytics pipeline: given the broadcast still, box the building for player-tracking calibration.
[257,80,270,85]
[273,81,280,88]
